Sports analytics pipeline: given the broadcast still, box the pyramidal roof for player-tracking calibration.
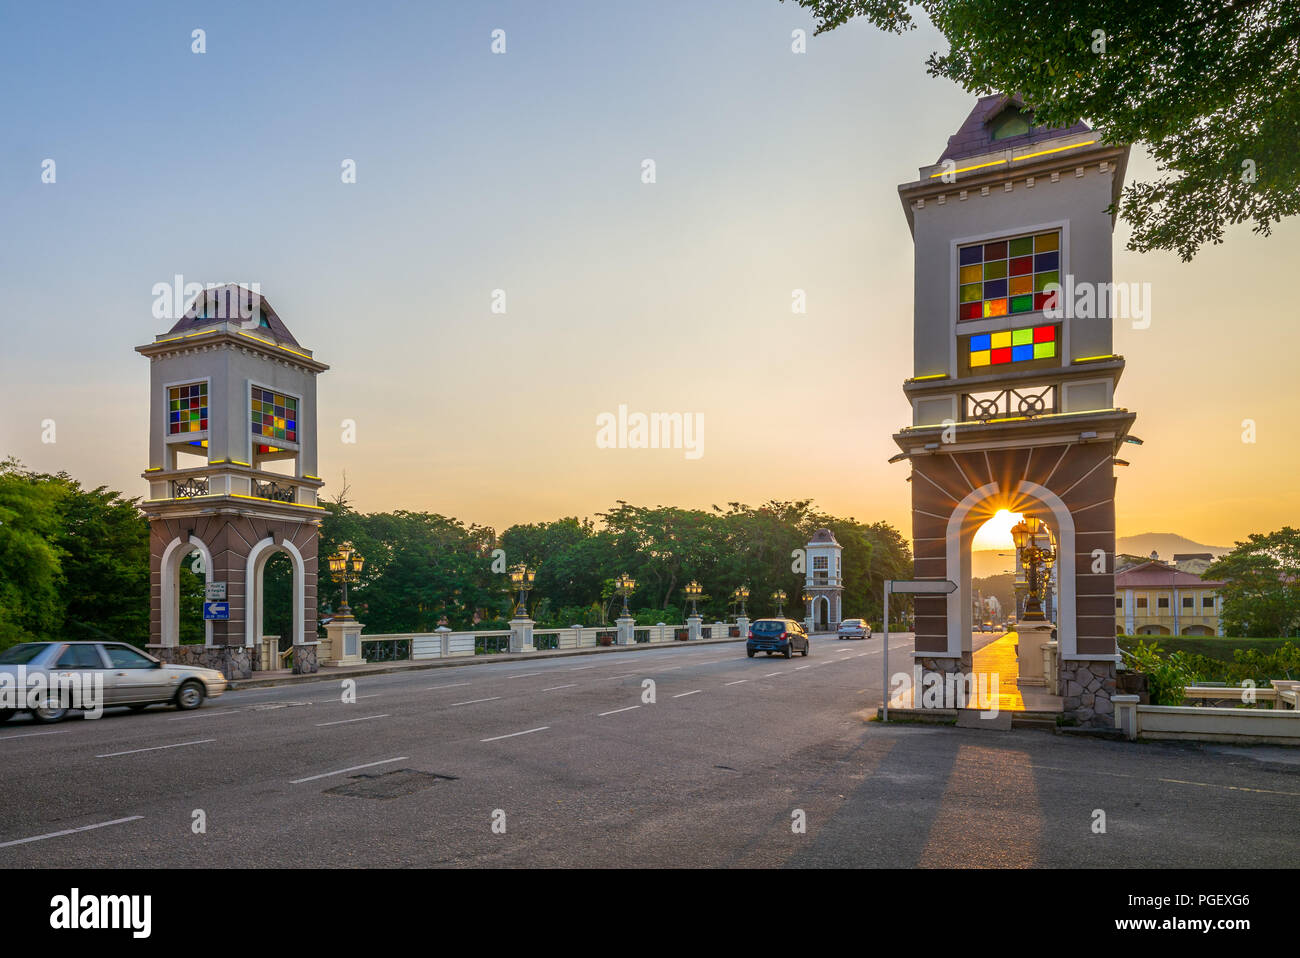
[938,94,1091,163]
[165,285,302,348]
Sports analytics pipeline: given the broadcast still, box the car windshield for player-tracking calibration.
[0,643,51,664]
[841,620,862,627]
[751,621,786,634]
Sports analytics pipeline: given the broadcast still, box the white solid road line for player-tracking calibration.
[672,690,702,698]
[506,672,546,679]
[0,816,144,849]
[724,680,747,686]
[481,726,549,742]
[425,682,472,690]
[290,757,407,784]
[598,705,640,716]
[541,684,578,691]
[567,665,598,671]
[96,739,215,758]
[795,665,811,670]
[764,672,784,678]
[605,673,638,680]
[315,714,389,727]
[449,697,501,706]
[0,729,70,741]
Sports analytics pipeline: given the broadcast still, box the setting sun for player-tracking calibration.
[973,509,1025,550]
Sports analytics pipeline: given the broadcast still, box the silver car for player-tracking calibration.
[837,618,872,640]
[0,641,227,723]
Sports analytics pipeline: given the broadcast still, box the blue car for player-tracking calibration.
[746,618,810,659]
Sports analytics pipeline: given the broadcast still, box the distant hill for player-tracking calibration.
[971,533,1230,579]
[1116,533,1230,559]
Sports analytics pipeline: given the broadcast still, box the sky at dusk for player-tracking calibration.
[2,0,1296,548]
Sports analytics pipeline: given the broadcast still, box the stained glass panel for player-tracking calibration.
[957,230,1061,321]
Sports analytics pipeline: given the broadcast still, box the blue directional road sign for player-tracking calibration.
[203,601,230,621]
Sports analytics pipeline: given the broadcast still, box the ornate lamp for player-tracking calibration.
[734,585,750,616]
[510,565,536,619]
[327,543,365,620]
[772,589,787,616]
[1010,516,1054,621]
[616,573,636,617]
[684,580,703,617]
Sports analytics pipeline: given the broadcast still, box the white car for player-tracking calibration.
[0,641,227,723]
[837,618,872,640]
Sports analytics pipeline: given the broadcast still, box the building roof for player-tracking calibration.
[166,285,302,348]
[808,528,840,547]
[1115,560,1224,589]
[937,94,1092,164]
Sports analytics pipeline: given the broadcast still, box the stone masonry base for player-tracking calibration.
[151,644,253,680]
[1061,659,1117,728]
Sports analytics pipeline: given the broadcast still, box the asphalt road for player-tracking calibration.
[1,632,1296,867]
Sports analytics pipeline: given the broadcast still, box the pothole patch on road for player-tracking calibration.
[325,769,458,800]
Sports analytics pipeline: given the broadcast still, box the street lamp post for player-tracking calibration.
[684,580,702,617]
[1011,517,1055,622]
[510,565,535,618]
[733,585,749,617]
[616,573,636,617]
[324,543,366,667]
[327,544,366,620]
[772,589,787,617]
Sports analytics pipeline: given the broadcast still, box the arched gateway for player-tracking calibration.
[137,286,329,678]
[890,97,1137,726]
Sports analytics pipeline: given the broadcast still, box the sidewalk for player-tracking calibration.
[230,634,751,690]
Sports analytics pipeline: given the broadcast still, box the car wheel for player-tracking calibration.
[747,650,755,658]
[31,705,68,724]
[802,642,810,657]
[174,681,205,711]
[0,710,14,723]
[784,645,793,659]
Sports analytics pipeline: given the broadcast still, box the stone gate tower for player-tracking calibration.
[137,286,328,678]
[891,97,1136,725]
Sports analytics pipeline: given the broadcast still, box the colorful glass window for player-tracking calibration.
[167,382,208,435]
[968,324,1056,368]
[958,230,1061,321]
[250,386,298,446]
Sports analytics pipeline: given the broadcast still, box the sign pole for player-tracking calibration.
[882,583,890,721]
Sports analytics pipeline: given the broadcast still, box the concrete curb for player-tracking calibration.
[227,635,753,690]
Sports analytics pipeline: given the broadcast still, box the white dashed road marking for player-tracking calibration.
[481,726,549,743]
[449,697,501,707]
[97,739,215,758]
[290,757,407,784]
[542,684,578,691]
[0,816,144,849]
[316,714,389,727]
[599,705,640,716]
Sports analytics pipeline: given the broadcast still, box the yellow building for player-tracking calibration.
[1115,559,1224,636]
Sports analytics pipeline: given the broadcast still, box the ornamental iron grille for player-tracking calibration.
[962,384,1058,422]
[172,477,210,498]
[253,479,297,503]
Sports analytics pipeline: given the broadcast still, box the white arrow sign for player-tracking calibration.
[886,578,957,595]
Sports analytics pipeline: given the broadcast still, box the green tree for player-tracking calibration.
[0,459,66,647]
[42,475,150,645]
[781,0,1300,260]
[1206,528,1300,638]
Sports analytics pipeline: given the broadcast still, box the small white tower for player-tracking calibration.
[804,528,843,633]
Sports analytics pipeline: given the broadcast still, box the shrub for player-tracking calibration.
[1125,640,1197,705]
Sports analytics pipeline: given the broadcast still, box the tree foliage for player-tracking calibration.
[782,0,1300,260]
[1205,527,1300,638]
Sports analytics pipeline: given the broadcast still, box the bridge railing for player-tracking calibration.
[357,620,739,662]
